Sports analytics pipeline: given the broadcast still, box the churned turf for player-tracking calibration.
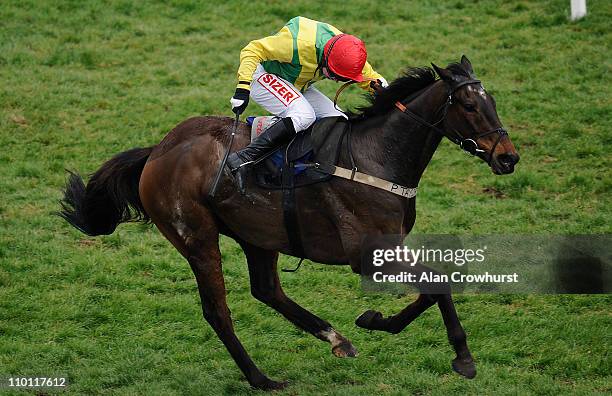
[0,0,610,395]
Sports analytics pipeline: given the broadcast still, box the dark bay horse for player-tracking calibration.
[59,56,519,390]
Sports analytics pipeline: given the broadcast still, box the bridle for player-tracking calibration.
[393,79,508,163]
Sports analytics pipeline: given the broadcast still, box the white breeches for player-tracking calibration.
[249,64,346,132]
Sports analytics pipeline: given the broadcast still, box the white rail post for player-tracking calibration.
[570,0,587,20]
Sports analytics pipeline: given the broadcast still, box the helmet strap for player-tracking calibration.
[322,34,347,73]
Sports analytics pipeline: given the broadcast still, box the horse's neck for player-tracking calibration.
[384,121,443,187]
[378,82,446,187]
[349,82,447,187]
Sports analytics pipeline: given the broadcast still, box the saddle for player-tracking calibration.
[248,117,348,189]
[245,116,349,260]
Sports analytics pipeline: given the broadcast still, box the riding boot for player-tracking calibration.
[227,117,296,194]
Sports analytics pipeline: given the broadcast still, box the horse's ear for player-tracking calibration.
[432,63,453,81]
[461,55,474,75]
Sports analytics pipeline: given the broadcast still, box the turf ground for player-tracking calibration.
[0,0,610,394]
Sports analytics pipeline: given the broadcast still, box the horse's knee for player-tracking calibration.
[251,287,281,305]
[202,310,228,330]
[420,293,443,305]
[198,294,234,332]
[251,288,271,303]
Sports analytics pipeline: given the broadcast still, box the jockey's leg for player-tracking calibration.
[227,66,316,193]
[302,86,348,119]
[247,65,317,132]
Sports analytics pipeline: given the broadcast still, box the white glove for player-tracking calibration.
[230,98,245,109]
[230,87,250,114]
[378,77,389,88]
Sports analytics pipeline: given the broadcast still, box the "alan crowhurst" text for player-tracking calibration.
[372,271,519,284]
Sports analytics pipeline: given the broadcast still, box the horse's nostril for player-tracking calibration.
[498,153,519,166]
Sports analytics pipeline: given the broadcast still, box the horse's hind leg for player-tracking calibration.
[239,241,357,358]
[155,212,286,391]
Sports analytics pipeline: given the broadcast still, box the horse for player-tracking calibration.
[58,56,519,390]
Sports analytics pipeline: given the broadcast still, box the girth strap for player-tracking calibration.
[281,160,305,258]
[312,163,417,199]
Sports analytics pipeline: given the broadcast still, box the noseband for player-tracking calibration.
[393,79,507,163]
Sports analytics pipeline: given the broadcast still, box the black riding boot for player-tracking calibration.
[227,117,296,193]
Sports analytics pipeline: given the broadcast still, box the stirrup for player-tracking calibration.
[228,160,254,175]
[236,160,255,169]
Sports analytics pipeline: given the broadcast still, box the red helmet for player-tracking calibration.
[323,34,367,82]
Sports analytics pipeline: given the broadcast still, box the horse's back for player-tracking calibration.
[148,116,240,161]
[139,115,248,223]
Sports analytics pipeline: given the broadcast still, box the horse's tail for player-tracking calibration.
[57,146,154,236]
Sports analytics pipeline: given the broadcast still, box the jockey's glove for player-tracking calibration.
[370,77,389,91]
[230,88,250,115]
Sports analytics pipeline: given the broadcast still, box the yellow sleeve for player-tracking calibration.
[325,22,343,35]
[358,61,384,92]
[236,26,294,90]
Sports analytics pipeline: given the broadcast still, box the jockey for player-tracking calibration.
[226,16,388,192]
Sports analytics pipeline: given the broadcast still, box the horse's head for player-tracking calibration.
[432,56,519,174]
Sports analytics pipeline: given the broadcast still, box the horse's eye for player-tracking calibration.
[463,103,476,112]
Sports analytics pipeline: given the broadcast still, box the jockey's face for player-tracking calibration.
[322,67,350,82]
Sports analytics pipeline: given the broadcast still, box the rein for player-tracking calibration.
[333,81,357,109]
[333,77,377,110]
[393,80,508,163]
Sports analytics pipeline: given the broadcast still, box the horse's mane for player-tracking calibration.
[351,62,470,120]
[350,67,436,119]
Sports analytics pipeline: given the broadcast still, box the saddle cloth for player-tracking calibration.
[246,116,348,189]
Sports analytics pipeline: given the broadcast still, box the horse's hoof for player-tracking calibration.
[452,357,476,379]
[252,378,289,391]
[332,340,358,358]
[355,310,384,330]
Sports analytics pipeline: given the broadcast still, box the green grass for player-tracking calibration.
[1,0,611,394]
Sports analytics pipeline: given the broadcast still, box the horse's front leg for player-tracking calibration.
[355,261,476,379]
[437,293,476,378]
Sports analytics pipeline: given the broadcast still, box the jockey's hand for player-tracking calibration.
[370,77,389,91]
[230,88,250,115]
